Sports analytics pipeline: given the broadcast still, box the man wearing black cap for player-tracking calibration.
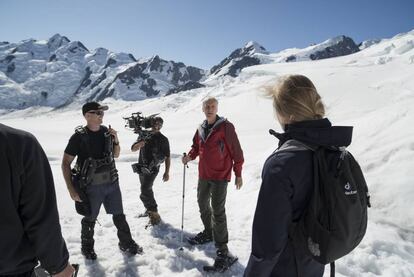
[61,101,142,260]
[131,116,170,226]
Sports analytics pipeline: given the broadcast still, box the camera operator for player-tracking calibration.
[131,116,170,226]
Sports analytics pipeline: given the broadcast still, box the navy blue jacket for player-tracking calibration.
[244,118,353,277]
[0,124,69,275]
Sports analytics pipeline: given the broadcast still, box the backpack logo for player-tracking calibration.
[344,182,357,195]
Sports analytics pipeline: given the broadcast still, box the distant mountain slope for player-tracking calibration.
[0,34,205,109]
[0,32,396,110]
[208,36,360,78]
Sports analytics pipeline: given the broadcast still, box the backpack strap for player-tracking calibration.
[281,140,338,277]
[278,139,313,277]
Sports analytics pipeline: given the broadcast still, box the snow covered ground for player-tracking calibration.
[1,30,414,276]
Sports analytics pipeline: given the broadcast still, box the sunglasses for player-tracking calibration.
[87,110,104,116]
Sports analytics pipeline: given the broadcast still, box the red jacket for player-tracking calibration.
[188,117,244,182]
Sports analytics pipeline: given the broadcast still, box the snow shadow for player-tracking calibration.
[149,221,245,275]
[84,259,106,277]
[114,253,140,277]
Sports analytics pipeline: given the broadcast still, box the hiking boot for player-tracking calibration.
[213,250,235,271]
[119,241,143,255]
[113,213,138,253]
[81,218,97,260]
[148,211,161,225]
[188,230,213,245]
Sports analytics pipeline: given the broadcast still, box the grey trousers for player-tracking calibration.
[197,179,228,251]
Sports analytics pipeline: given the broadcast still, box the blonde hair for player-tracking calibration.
[202,97,218,107]
[265,75,325,122]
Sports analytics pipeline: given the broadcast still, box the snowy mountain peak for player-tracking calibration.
[47,33,70,51]
[148,55,162,68]
[150,54,160,61]
[104,52,136,69]
[269,35,361,63]
[68,41,89,53]
[244,41,269,55]
[0,34,207,109]
[308,35,360,60]
[324,35,349,44]
[2,30,412,110]
[209,41,268,77]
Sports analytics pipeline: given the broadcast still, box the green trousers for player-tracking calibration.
[197,179,229,252]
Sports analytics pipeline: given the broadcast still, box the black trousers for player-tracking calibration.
[139,172,158,212]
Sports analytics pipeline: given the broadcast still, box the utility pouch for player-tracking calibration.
[91,170,112,185]
[131,162,154,175]
[71,171,91,217]
[82,157,113,186]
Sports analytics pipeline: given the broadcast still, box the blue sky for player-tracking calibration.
[1,0,413,69]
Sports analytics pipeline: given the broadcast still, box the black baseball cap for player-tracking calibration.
[82,101,109,115]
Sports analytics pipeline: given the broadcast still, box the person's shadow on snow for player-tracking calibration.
[114,253,140,277]
[149,221,245,276]
[84,258,106,277]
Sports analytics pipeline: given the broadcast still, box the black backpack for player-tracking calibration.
[283,140,371,277]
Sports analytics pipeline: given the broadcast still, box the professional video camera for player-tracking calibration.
[123,112,158,141]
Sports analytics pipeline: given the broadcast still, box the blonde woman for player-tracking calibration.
[245,75,352,276]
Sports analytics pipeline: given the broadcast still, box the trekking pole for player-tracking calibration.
[179,152,189,251]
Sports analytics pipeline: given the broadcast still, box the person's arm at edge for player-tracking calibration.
[225,122,244,188]
[183,130,199,163]
[113,143,120,158]
[20,135,70,275]
[61,153,81,202]
[163,156,171,181]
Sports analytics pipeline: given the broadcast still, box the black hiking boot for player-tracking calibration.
[188,230,213,245]
[119,241,143,255]
[203,249,238,272]
[113,214,143,255]
[213,250,237,271]
[81,218,97,260]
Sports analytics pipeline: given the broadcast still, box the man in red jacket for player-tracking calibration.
[182,97,244,268]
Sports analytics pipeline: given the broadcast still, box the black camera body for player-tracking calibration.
[123,112,158,141]
[124,112,157,132]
